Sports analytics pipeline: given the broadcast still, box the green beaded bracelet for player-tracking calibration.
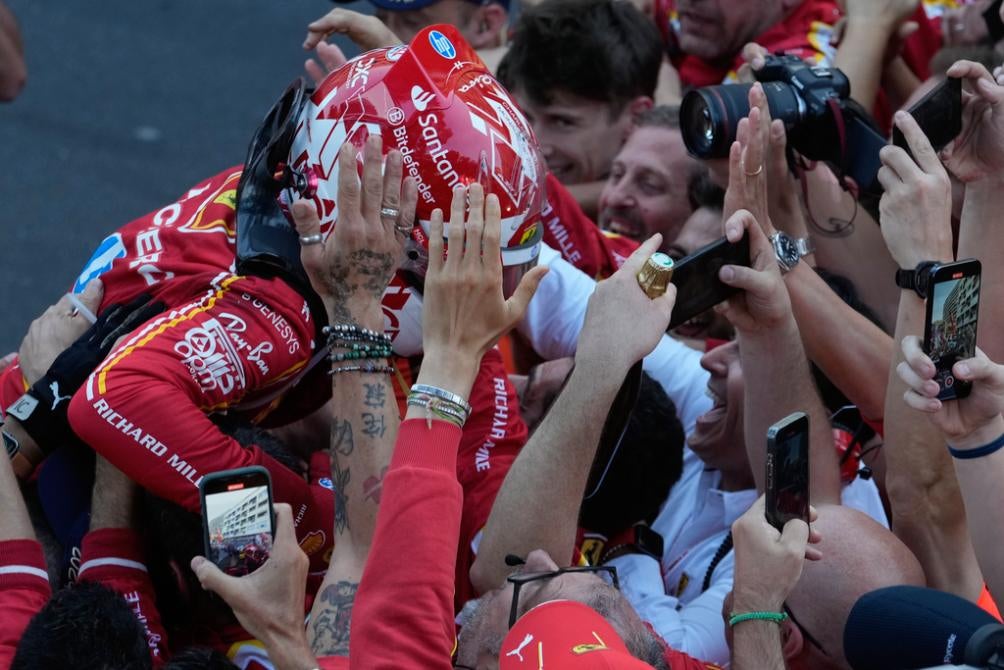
[728,611,789,627]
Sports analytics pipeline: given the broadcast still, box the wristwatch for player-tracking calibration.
[895,261,938,299]
[769,232,814,274]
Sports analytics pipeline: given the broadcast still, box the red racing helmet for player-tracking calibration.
[285,25,547,295]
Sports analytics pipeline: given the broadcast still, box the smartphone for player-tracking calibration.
[923,259,982,401]
[765,412,810,532]
[985,0,1004,44]
[892,77,962,158]
[668,233,751,330]
[200,466,275,577]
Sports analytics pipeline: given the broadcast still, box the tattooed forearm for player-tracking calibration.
[363,382,387,408]
[331,418,355,456]
[361,412,387,438]
[332,455,350,535]
[309,581,359,657]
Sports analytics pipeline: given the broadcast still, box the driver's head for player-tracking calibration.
[455,549,666,668]
[365,0,510,47]
[497,0,662,185]
[283,25,546,298]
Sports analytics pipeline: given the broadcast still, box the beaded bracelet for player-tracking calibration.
[948,432,1004,460]
[407,393,468,428]
[728,611,789,627]
[328,362,394,376]
[329,343,393,362]
[410,384,472,416]
[323,324,392,347]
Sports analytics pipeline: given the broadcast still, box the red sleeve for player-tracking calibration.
[67,275,334,571]
[452,349,527,608]
[77,528,169,665]
[0,539,51,668]
[343,419,462,670]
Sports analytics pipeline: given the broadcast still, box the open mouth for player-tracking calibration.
[696,384,727,426]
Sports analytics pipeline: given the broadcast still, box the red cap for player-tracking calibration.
[500,600,654,669]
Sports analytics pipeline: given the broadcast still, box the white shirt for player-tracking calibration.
[520,245,712,435]
[612,449,890,666]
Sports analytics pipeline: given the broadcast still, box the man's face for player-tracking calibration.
[455,550,621,668]
[509,357,575,432]
[377,0,479,44]
[687,340,746,469]
[512,88,633,185]
[598,126,697,245]
[674,0,783,63]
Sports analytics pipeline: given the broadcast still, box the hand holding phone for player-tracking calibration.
[765,412,810,532]
[892,77,962,160]
[201,466,275,577]
[923,260,982,401]
[668,233,751,330]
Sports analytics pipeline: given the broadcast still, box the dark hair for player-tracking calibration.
[687,170,724,212]
[164,648,239,669]
[636,105,681,131]
[13,582,152,670]
[579,373,685,535]
[811,269,885,413]
[497,0,663,113]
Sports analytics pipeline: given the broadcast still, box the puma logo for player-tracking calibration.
[504,633,534,662]
[50,382,72,411]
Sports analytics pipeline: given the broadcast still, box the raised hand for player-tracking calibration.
[291,136,418,331]
[897,336,1004,449]
[717,210,791,334]
[941,61,1004,183]
[877,111,954,268]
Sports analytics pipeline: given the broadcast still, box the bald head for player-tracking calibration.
[784,505,925,669]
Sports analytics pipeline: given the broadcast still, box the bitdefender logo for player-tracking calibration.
[411,85,434,112]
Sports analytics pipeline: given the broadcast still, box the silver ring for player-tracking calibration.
[68,308,79,318]
[299,233,324,246]
[380,206,400,220]
[394,223,412,236]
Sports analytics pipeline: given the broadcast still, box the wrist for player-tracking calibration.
[415,350,479,401]
[950,415,1004,451]
[325,300,384,331]
[731,589,785,616]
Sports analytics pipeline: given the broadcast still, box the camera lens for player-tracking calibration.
[680,84,754,159]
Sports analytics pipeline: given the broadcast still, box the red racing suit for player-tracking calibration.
[0,166,529,610]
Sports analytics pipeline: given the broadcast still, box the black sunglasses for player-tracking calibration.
[507,565,620,629]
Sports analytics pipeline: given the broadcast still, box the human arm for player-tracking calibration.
[0,1,25,101]
[877,110,984,598]
[897,338,1004,604]
[730,497,820,670]
[718,98,840,503]
[471,234,676,592]
[79,456,169,664]
[294,137,415,655]
[832,0,920,112]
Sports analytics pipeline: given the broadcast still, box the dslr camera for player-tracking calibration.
[680,54,886,196]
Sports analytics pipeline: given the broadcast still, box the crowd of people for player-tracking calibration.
[3,0,1004,668]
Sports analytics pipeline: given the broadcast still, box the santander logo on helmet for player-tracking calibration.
[285,25,546,294]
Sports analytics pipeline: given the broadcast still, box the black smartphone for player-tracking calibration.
[985,0,1004,44]
[892,77,962,158]
[200,466,275,577]
[765,412,810,532]
[668,233,751,330]
[923,259,982,401]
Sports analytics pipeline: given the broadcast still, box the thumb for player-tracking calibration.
[955,350,1004,389]
[976,76,1004,106]
[505,265,549,324]
[190,555,236,597]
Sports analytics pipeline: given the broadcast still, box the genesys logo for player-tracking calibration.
[411,85,434,112]
[429,30,456,59]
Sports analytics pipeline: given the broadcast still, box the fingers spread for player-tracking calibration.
[506,265,549,325]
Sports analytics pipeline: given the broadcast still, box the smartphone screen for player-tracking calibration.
[892,77,962,157]
[201,467,274,577]
[924,260,982,401]
[765,412,810,532]
[668,233,750,330]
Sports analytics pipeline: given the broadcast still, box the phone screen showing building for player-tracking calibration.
[205,483,272,576]
[929,273,980,399]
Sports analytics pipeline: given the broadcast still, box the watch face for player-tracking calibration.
[774,234,800,266]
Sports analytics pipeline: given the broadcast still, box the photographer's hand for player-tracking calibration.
[942,60,1004,183]
[877,111,954,269]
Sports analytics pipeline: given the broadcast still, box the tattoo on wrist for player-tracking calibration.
[361,412,386,438]
[326,250,394,324]
[310,581,358,657]
[331,453,350,535]
[332,419,355,457]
